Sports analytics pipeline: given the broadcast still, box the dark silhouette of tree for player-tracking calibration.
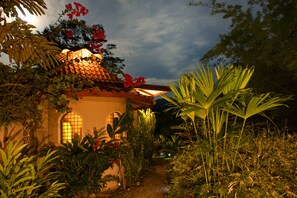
[41,18,125,76]
[194,0,297,131]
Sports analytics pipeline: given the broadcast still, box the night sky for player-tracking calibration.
[20,0,230,85]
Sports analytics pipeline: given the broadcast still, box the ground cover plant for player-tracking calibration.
[163,65,296,197]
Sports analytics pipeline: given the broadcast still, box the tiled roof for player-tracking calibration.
[61,61,122,84]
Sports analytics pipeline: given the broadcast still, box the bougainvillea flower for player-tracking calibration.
[124,73,146,88]
[73,2,82,9]
[65,3,72,10]
[75,11,81,17]
[66,30,74,38]
[80,6,89,15]
[67,13,73,20]
[93,29,106,40]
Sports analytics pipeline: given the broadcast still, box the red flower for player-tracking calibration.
[65,2,88,19]
[66,30,74,38]
[65,3,72,10]
[94,139,100,151]
[74,2,82,9]
[67,87,72,92]
[113,142,120,148]
[93,29,106,40]
[124,74,133,88]
[67,13,74,20]
[124,74,145,88]
[89,40,103,52]
[80,6,89,16]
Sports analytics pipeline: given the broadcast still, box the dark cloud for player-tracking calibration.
[20,0,231,85]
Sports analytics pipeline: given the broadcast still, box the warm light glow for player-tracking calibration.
[134,88,168,97]
[62,122,72,143]
[61,112,83,143]
[17,9,39,26]
[61,48,102,60]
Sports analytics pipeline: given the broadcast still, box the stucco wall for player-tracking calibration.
[47,96,127,145]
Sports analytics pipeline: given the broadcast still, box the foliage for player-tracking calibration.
[0,141,65,197]
[41,2,125,75]
[0,0,46,18]
[121,108,156,186]
[194,0,297,130]
[0,63,95,151]
[163,64,290,196]
[168,132,297,197]
[0,1,60,69]
[157,135,185,157]
[55,129,121,198]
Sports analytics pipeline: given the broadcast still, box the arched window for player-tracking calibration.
[61,112,82,143]
[106,112,126,140]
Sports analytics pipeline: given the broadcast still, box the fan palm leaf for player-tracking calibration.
[226,93,287,120]
[215,65,254,94]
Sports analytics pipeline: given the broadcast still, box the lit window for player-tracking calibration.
[106,112,126,140]
[61,112,82,143]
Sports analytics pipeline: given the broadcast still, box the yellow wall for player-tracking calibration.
[47,96,127,145]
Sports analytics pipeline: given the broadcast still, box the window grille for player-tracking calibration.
[61,112,82,143]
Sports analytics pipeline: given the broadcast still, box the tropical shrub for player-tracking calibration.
[55,129,121,198]
[168,132,297,197]
[163,65,292,197]
[0,141,65,197]
[157,134,185,157]
[121,108,156,186]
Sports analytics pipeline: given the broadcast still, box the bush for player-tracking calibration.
[0,141,65,197]
[55,130,121,198]
[121,109,156,186]
[163,65,293,197]
[168,133,297,197]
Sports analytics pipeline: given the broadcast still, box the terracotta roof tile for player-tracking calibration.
[61,61,122,84]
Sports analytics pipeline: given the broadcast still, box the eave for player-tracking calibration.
[76,89,154,109]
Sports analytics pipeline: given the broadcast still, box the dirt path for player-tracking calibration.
[113,158,170,198]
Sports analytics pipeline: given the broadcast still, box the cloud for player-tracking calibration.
[87,0,230,83]
[6,0,231,85]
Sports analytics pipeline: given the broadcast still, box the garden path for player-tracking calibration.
[113,158,170,198]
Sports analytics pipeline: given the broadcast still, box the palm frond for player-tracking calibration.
[0,0,46,18]
[0,19,60,68]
